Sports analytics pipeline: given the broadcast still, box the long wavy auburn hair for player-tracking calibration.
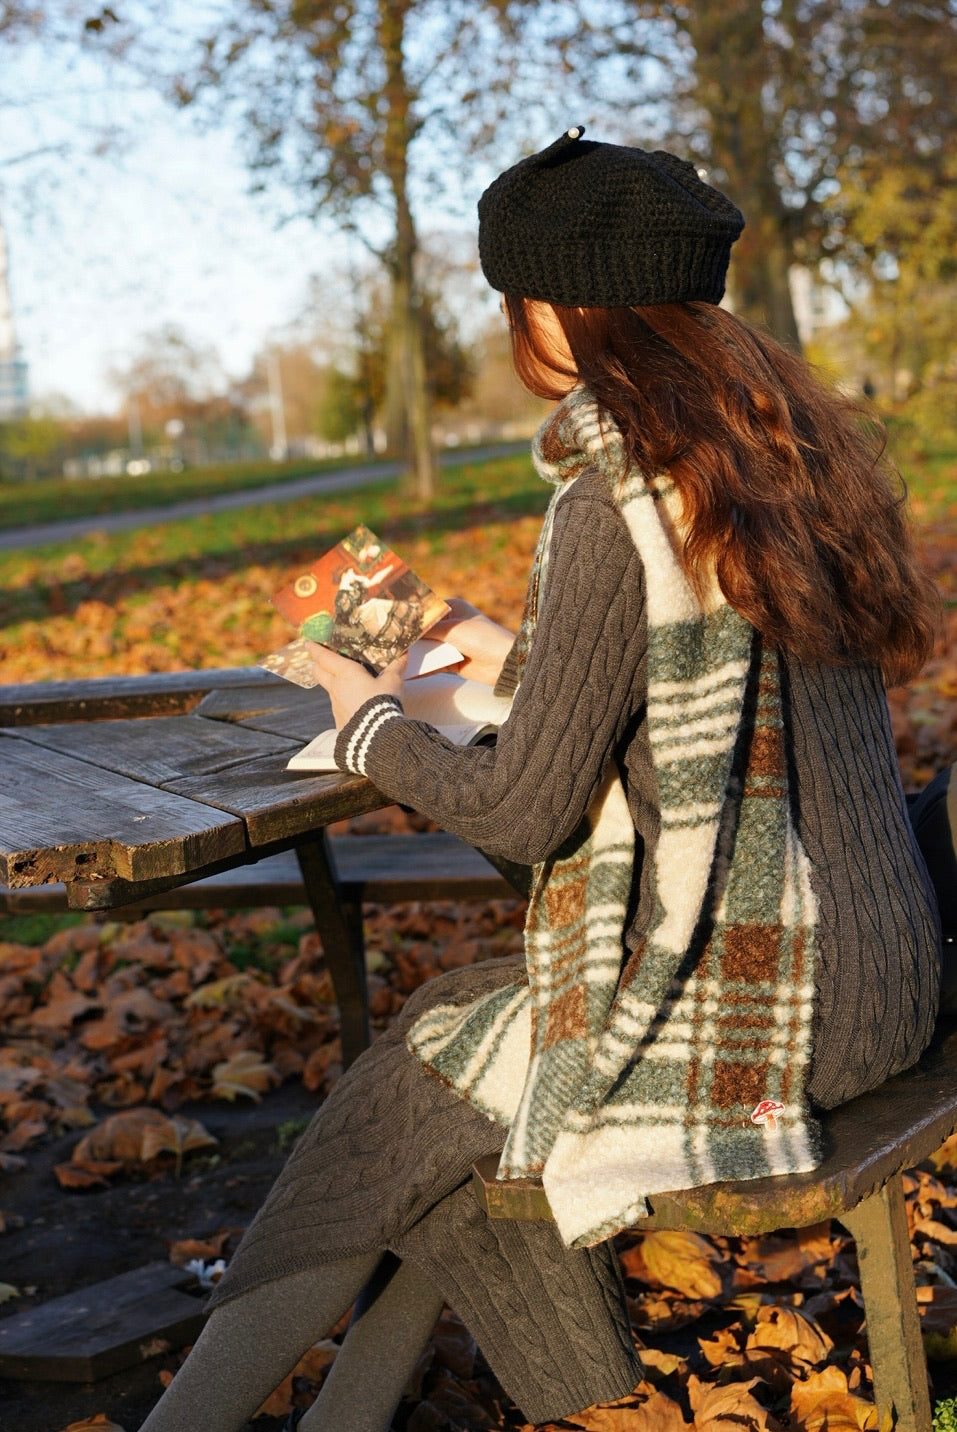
[504,295,939,687]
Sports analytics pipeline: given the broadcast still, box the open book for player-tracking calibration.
[287,672,514,773]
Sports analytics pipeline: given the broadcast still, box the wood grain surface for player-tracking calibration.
[10,712,298,787]
[166,755,385,846]
[0,667,278,727]
[195,680,334,743]
[0,734,245,886]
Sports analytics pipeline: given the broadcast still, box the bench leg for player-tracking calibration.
[295,831,370,1070]
[842,1175,931,1432]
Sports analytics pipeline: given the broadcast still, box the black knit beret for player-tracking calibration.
[478,126,745,307]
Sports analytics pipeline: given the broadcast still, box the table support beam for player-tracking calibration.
[295,831,370,1068]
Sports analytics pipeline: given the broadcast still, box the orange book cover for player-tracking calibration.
[264,525,449,679]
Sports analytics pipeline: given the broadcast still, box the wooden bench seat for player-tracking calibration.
[0,832,513,916]
[472,1017,957,1432]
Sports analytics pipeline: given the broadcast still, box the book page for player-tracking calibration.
[286,673,513,772]
[400,672,513,728]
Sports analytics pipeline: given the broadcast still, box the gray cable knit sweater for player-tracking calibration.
[336,466,941,1109]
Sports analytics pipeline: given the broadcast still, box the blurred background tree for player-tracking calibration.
[582,0,957,349]
[834,152,957,434]
[108,325,256,463]
[154,0,567,499]
[0,0,954,481]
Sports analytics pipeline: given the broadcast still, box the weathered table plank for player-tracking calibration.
[164,755,385,847]
[8,712,299,787]
[194,680,334,743]
[0,735,245,886]
[0,833,514,913]
[0,667,279,727]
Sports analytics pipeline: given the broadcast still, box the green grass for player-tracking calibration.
[0,454,385,533]
[896,445,957,523]
[934,1397,957,1432]
[0,912,88,946]
[880,423,956,523]
[0,452,544,591]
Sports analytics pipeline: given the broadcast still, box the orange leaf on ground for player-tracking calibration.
[745,1304,833,1370]
[635,1231,724,1301]
[927,1129,957,1173]
[0,1120,47,1152]
[568,1387,688,1432]
[303,1041,341,1093]
[167,1230,234,1266]
[70,1107,216,1169]
[688,1375,781,1431]
[72,1108,176,1163]
[629,1389,692,1432]
[790,1365,878,1432]
[61,1415,128,1430]
[627,1292,709,1331]
[914,1217,957,1246]
[736,1224,836,1285]
[139,1115,218,1165]
[210,1050,279,1101]
[698,1324,744,1366]
[29,991,101,1030]
[638,1346,687,1379]
[54,1159,124,1189]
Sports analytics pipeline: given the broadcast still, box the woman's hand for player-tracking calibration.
[429,599,516,687]
[304,642,407,730]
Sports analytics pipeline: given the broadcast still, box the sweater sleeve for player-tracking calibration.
[333,485,647,865]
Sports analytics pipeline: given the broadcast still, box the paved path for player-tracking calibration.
[0,443,527,554]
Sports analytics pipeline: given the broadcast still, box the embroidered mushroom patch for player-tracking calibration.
[750,1099,786,1131]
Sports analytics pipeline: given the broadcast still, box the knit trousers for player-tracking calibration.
[138,1186,641,1431]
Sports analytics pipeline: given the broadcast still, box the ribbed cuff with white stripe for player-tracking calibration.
[334,695,405,775]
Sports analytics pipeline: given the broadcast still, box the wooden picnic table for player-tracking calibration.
[0,667,393,1065]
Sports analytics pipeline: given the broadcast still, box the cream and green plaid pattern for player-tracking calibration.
[408,387,822,1248]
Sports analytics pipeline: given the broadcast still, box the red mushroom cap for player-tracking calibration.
[750,1099,786,1124]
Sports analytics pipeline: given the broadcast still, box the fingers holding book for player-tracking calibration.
[304,642,408,730]
[429,599,517,687]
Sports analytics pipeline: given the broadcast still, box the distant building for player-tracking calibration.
[0,197,28,420]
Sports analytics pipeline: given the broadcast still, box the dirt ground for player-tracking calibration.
[0,1082,319,1432]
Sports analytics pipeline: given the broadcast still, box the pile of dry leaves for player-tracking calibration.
[0,826,525,1192]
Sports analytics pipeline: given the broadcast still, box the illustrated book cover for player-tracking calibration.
[259,525,457,687]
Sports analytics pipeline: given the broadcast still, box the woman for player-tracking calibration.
[140,129,941,1432]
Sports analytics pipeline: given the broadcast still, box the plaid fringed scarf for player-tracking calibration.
[408,386,823,1248]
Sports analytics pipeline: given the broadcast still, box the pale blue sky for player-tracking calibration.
[1,32,503,415]
[2,39,373,412]
[1,10,659,416]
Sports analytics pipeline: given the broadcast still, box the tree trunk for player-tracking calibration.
[730,212,803,350]
[687,1,803,350]
[379,0,437,501]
